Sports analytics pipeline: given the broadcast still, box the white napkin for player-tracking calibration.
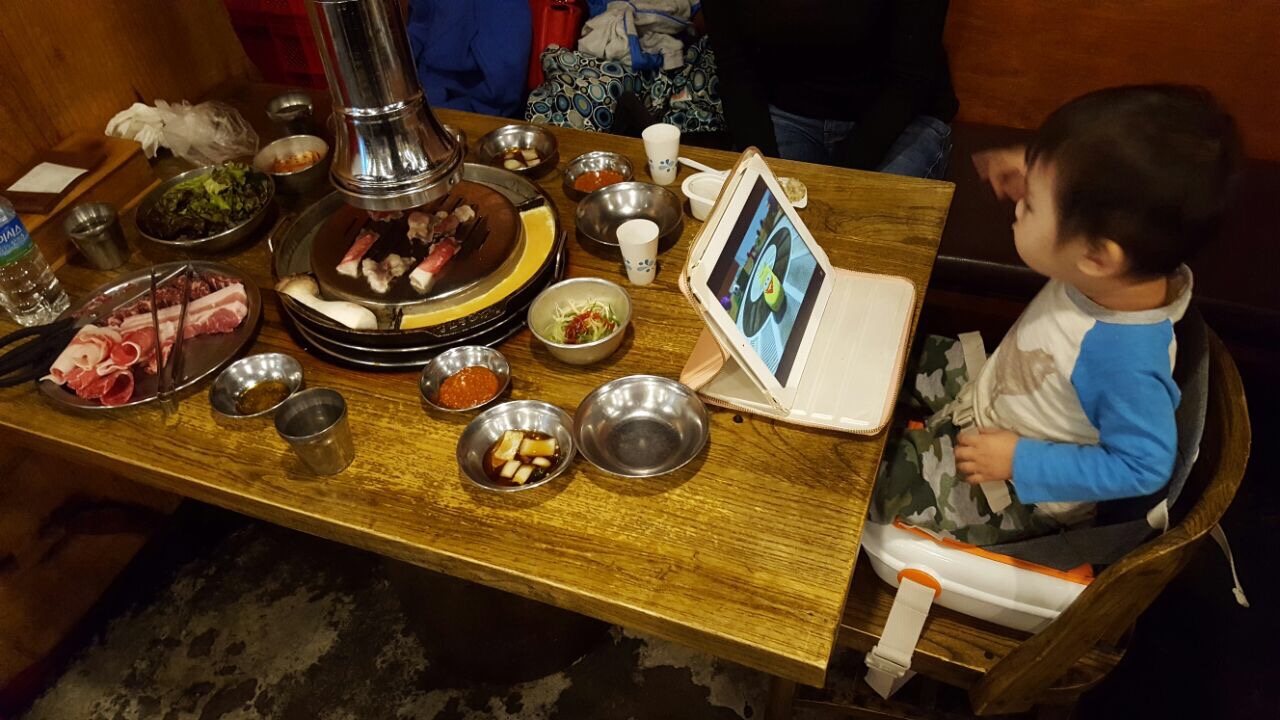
[105,102,167,158]
[6,162,87,194]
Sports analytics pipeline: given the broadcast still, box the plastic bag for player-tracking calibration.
[105,100,259,165]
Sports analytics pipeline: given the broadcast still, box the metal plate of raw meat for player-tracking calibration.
[37,261,262,411]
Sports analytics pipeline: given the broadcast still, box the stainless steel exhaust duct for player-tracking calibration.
[307,0,462,211]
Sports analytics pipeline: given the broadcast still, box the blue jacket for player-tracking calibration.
[407,0,532,117]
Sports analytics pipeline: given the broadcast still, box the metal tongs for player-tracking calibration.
[150,264,193,420]
[0,264,189,388]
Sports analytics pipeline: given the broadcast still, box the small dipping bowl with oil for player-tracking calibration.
[209,353,305,419]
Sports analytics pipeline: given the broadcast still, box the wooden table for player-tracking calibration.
[0,84,952,686]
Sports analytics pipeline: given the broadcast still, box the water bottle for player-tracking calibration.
[0,196,70,326]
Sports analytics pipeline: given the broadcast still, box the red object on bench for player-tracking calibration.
[527,0,586,90]
[224,0,327,89]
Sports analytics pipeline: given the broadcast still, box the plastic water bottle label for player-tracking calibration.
[0,216,33,265]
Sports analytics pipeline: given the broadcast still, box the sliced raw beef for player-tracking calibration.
[42,325,124,385]
[45,282,249,405]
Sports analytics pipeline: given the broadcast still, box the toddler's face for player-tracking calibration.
[1012,161,1088,281]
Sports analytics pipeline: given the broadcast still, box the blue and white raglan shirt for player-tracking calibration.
[971,267,1191,524]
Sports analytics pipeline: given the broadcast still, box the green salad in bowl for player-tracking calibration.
[142,162,272,241]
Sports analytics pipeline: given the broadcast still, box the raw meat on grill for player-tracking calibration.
[360,253,415,294]
[337,230,379,278]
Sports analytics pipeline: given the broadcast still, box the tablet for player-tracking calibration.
[688,156,834,409]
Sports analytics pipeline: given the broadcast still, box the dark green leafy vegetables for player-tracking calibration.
[143,162,270,240]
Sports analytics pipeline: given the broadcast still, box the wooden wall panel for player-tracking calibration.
[0,0,256,180]
[944,0,1280,160]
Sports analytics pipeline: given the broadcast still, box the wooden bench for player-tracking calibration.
[933,0,1280,380]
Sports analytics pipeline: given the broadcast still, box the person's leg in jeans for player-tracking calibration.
[769,105,831,164]
[877,115,953,179]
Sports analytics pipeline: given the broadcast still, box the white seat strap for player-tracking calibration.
[953,332,1014,513]
[864,576,938,698]
[957,331,988,377]
[1209,524,1250,608]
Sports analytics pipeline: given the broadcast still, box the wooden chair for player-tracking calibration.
[769,328,1251,718]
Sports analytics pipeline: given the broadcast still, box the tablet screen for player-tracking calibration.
[704,176,825,385]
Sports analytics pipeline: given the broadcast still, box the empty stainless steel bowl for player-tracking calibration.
[419,345,511,413]
[527,277,631,366]
[456,400,576,492]
[562,151,635,202]
[253,134,331,195]
[574,375,709,478]
[575,181,684,255]
[475,124,559,178]
[209,353,305,418]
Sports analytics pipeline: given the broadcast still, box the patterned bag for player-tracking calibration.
[525,37,723,134]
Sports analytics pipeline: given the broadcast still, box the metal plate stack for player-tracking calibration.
[272,164,566,369]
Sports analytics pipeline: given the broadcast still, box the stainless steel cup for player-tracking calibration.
[266,91,315,137]
[274,387,354,475]
[64,202,129,269]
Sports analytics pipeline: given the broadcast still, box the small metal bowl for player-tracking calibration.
[528,277,631,366]
[419,345,512,413]
[457,400,576,492]
[574,375,709,478]
[253,134,331,195]
[475,123,559,179]
[209,353,305,418]
[135,164,275,252]
[562,151,635,202]
[575,181,684,256]
[266,91,314,136]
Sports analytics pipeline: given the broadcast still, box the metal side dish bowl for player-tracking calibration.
[456,400,576,492]
[209,352,305,418]
[419,345,512,413]
[573,375,709,478]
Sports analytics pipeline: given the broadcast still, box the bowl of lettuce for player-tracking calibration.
[136,162,275,252]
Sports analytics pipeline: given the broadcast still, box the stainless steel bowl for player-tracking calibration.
[562,151,635,202]
[527,277,631,366]
[253,134,331,195]
[209,353,305,418]
[135,164,275,252]
[456,400,575,492]
[266,91,314,136]
[419,345,512,413]
[574,375,709,478]
[575,181,683,256]
[475,124,559,179]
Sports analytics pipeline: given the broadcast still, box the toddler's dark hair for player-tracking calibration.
[1027,85,1241,277]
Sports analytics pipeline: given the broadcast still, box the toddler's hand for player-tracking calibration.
[955,428,1019,484]
[973,146,1027,202]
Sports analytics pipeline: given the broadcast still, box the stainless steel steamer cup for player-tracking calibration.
[274,387,355,474]
[307,0,463,211]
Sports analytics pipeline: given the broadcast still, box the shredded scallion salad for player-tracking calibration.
[547,300,620,345]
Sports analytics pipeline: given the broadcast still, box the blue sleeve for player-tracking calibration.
[1011,321,1180,504]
